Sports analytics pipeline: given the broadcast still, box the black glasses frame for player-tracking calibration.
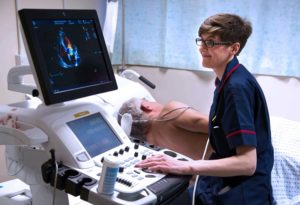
[195,37,232,47]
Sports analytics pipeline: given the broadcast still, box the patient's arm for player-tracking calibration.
[162,101,209,133]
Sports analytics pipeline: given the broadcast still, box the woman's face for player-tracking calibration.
[198,34,234,73]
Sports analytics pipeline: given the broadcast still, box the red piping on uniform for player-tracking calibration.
[218,63,240,93]
[226,129,256,138]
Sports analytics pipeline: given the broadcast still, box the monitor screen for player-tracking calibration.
[67,112,122,158]
[18,9,117,105]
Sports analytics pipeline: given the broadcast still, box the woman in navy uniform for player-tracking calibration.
[136,13,274,205]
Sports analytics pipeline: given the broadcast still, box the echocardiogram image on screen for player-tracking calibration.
[19,9,117,105]
[32,19,110,94]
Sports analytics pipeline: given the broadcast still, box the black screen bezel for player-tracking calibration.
[18,9,117,105]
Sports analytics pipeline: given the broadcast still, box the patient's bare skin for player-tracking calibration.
[119,98,213,159]
[141,100,212,160]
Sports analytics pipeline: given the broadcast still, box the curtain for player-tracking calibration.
[102,0,119,55]
[111,0,300,77]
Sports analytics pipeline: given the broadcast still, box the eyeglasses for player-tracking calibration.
[195,37,232,48]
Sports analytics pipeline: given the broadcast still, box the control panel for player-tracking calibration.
[41,142,191,205]
[81,142,190,194]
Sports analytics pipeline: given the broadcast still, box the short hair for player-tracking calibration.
[199,13,252,55]
[118,98,151,139]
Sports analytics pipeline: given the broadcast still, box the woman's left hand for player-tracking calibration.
[135,154,191,175]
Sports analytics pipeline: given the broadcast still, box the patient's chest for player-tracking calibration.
[147,123,210,159]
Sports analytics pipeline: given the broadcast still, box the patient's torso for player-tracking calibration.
[148,122,210,160]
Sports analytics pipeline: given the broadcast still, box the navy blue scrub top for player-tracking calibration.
[195,57,274,205]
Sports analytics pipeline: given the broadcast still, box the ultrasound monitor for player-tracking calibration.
[18,9,117,105]
[67,112,122,158]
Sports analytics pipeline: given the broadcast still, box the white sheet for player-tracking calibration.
[271,116,300,205]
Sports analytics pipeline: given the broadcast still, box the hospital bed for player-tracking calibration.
[0,8,191,205]
[270,116,300,205]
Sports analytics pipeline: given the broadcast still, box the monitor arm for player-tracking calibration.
[7,65,39,97]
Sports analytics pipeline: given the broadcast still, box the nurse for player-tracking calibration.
[136,13,274,204]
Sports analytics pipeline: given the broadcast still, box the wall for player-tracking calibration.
[0,0,24,183]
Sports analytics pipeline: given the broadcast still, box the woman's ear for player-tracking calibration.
[231,42,240,55]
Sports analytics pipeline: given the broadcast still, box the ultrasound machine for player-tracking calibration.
[0,9,191,205]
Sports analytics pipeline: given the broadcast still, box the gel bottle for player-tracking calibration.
[97,155,121,195]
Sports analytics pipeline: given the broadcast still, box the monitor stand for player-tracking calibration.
[7,65,39,98]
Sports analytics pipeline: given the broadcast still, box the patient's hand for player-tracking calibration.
[0,114,18,128]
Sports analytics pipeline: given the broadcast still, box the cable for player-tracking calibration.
[95,94,193,123]
[95,95,115,107]
[5,146,25,176]
[15,0,21,56]
[97,94,207,204]
[192,138,210,205]
[62,0,66,9]
[159,106,191,121]
[52,162,58,205]
[6,155,24,176]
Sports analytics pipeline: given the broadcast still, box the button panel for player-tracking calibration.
[80,142,190,194]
